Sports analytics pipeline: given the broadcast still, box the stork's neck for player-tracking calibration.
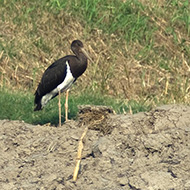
[76,52,88,64]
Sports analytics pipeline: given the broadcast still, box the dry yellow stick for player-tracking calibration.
[165,78,169,95]
[73,126,88,181]
[129,105,133,115]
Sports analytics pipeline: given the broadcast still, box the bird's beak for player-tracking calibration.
[81,48,93,62]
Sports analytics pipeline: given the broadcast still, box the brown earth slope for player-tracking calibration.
[0,104,190,190]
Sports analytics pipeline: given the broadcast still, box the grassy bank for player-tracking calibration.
[0,89,150,125]
[0,0,189,123]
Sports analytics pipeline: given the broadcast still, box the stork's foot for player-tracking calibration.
[64,118,72,124]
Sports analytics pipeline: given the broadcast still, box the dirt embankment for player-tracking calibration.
[0,104,190,190]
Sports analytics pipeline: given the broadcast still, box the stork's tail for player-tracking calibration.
[34,103,42,111]
[34,91,43,111]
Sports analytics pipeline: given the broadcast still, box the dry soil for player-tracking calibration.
[0,104,190,190]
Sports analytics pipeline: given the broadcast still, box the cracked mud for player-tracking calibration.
[0,104,190,190]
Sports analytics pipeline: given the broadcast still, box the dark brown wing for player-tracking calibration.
[34,56,70,104]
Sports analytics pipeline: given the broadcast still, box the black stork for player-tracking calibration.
[34,40,92,127]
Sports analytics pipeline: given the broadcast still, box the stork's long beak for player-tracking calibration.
[81,48,93,62]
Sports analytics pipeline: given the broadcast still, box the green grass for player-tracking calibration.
[0,89,151,125]
[49,0,153,44]
[0,0,190,124]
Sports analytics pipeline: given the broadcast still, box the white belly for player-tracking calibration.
[41,61,75,108]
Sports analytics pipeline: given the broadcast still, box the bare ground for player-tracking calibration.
[0,104,190,190]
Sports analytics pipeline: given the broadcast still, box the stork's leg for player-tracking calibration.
[58,90,61,127]
[65,89,69,122]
